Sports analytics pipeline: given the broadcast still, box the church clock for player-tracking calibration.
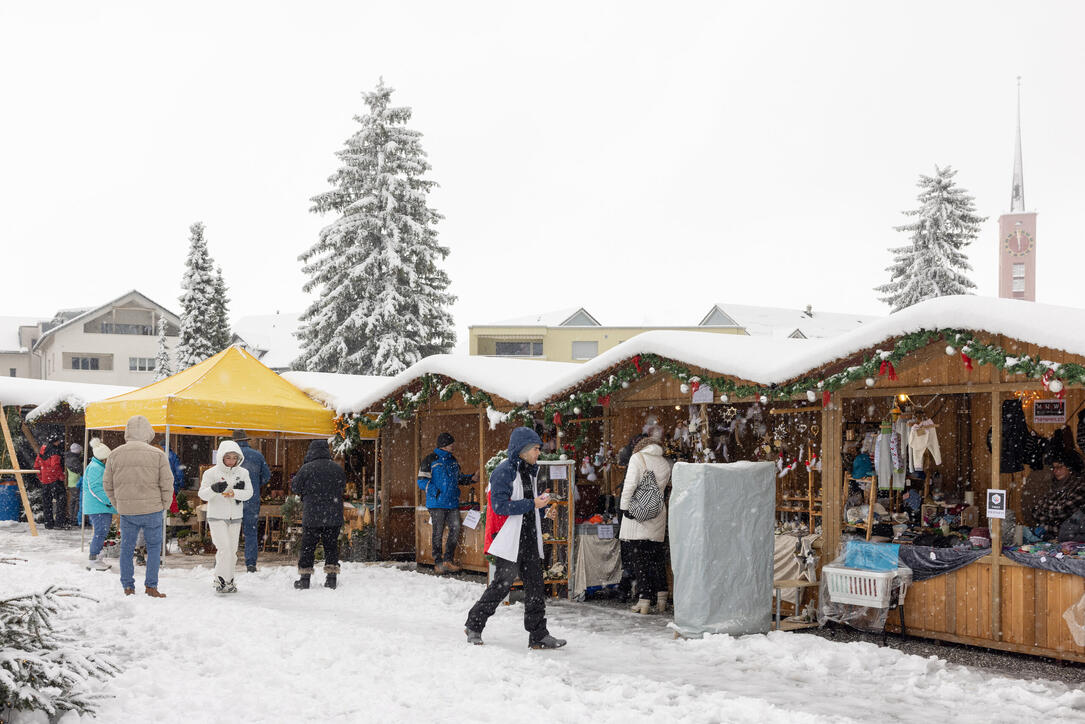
[1002,228,1034,257]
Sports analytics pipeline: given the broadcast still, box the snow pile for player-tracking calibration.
[1,524,1083,723]
[0,378,134,420]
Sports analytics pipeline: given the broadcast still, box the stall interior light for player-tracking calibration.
[675,405,681,411]
[898,393,910,403]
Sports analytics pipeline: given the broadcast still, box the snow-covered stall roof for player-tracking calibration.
[0,378,135,420]
[280,371,391,416]
[706,303,878,338]
[322,355,580,415]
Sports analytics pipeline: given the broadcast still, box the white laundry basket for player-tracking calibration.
[822,564,911,608]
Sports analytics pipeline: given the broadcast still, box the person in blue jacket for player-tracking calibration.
[82,438,116,571]
[417,432,476,574]
[232,430,271,572]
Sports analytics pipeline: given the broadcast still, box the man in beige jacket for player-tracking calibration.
[103,415,174,597]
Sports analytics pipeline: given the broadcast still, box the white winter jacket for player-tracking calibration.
[198,440,253,521]
[619,444,672,542]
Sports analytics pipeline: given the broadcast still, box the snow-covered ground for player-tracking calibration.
[2,522,1083,723]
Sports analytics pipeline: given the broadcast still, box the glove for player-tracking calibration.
[233,480,246,490]
[210,481,228,494]
[621,508,635,521]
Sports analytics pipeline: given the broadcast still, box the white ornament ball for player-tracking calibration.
[558,454,567,461]
[759,395,768,405]
[621,381,630,389]
[573,406,581,415]
[719,393,729,403]
[806,390,817,403]
[680,383,690,394]
[945,345,956,356]
[649,366,656,374]
[1049,379,1064,394]
[865,377,876,387]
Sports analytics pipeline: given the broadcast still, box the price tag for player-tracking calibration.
[463,510,481,530]
[596,524,614,539]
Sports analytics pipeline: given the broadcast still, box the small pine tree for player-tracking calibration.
[296,79,456,375]
[0,585,120,716]
[209,265,232,352]
[876,165,986,312]
[176,222,220,368]
[153,318,173,381]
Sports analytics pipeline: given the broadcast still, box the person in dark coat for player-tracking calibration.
[65,442,85,524]
[464,426,566,649]
[232,430,272,572]
[34,434,67,529]
[417,432,476,574]
[290,439,346,590]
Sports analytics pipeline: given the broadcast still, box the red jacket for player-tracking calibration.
[483,488,509,552]
[34,445,64,485]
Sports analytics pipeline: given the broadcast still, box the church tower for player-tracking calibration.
[998,78,1037,301]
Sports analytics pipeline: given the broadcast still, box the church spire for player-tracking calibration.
[1010,76,1025,212]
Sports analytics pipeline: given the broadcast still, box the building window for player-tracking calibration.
[101,322,153,335]
[1012,263,1025,293]
[494,341,543,357]
[71,356,100,371]
[571,341,598,360]
[8,369,15,377]
[129,357,155,372]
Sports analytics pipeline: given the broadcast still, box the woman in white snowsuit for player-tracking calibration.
[199,440,253,593]
[619,435,672,614]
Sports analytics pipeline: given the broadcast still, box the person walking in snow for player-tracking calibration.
[82,438,116,571]
[34,433,67,529]
[619,432,673,615]
[103,415,174,597]
[198,440,253,593]
[290,439,346,590]
[464,426,566,649]
[418,431,476,574]
[231,430,271,573]
[64,443,84,525]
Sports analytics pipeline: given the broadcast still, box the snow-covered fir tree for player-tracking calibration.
[876,166,985,312]
[176,222,220,368]
[295,79,456,375]
[209,265,232,352]
[153,318,173,381]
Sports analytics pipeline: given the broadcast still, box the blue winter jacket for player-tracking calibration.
[488,427,543,517]
[81,458,117,516]
[169,449,185,493]
[237,441,271,512]
[417,447,474,509]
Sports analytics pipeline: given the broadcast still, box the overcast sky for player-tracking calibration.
[3,1,1083,353]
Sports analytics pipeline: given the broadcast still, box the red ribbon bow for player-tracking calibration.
[552,411,562,427]
[878,360,898,381]
[632,355,642,374]
[822,390,831,407]
[690,380,700,393]
[961,352,973,371]
[597,394,610,407]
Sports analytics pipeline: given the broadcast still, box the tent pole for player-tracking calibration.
[80,426,89,552]
[163,425,170,558]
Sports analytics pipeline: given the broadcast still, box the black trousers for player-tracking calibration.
[465,554,548,642]
[627,539,666,598]
[41,483,67,528]
[429,508,461,563]
[297,525,341,573]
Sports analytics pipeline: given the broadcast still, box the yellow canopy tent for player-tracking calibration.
[84,345,339,437]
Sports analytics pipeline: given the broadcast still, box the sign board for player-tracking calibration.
[691,385,714,404]
[596,524,614,539]
[986,489,1007,520]
[1034,399,1066,425]
[463,510,481,530]
[547,464,567,480]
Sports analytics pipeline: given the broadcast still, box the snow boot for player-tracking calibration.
[465,628,484,645]
[324,573,337,589]
[434,561,449,575]
[215,576,228,594]
[145,587,167,598]
[630,598,652,614]
[656,592,669,614]
[246,564,257,573]
[444,560,462,573]
[224,579,238,594]
[87,555,111,571]
[529,635,567,650]
[123,588,135,596]
[294,574,311,590]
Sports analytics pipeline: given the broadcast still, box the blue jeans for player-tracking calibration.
[87,513,113,558]
[242,496,261,567]
[120,512,164,590]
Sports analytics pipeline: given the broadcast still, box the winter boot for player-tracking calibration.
[434,561,449,575]
[630,598,652,614]
[529,635,567,650]
[444,560,462,573]
[215,576,228,594]
[87,555,111,571]
[224,579,238,594]
[465,628,484,645]
[656,591,669,614]
[123,588,135,596]
[246,564,257,573]
[324,573,337,589]
[294,574,311,590]
[145,586,167,598]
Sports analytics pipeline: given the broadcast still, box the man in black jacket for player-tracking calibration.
[290,439,347,590]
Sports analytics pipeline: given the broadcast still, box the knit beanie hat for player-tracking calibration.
[436,432,455,448]
[90,438,111,461]
[70,443,83,454]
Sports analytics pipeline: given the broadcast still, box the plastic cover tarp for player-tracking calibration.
[669,461,775,637]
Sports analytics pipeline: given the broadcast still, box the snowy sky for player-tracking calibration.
[3,1,1084,354]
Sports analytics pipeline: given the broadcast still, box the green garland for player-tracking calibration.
[332,329,1085,450]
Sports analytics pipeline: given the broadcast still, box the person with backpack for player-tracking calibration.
[417,432,476,574]
[619,433,672,614]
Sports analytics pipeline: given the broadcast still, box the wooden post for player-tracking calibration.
[821,396,841,557]
[0,406,38,536]
[990,390,1002,642]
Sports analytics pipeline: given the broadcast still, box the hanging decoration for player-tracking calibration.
[330,328,1085,450]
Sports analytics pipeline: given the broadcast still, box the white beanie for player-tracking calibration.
[90,438,110,461]
[70,443,83,454]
